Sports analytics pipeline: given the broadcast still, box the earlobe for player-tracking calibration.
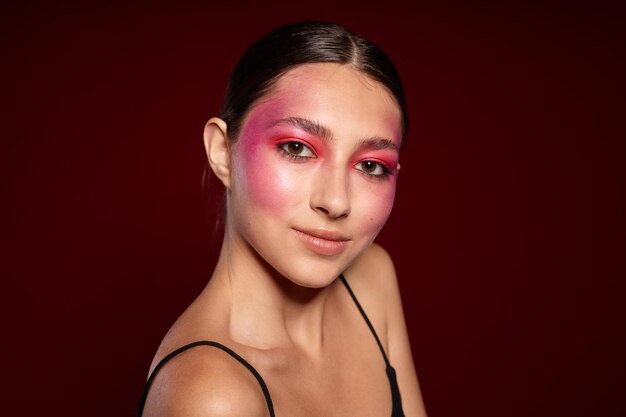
[204,117,231,188]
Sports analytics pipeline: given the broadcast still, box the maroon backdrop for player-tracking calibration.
[2,2,624,416]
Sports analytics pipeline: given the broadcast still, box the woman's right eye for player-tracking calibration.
[279,141,316,159]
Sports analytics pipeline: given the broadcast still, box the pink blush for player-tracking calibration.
[236,137,301,216]
[359,186,396,232]
[233,98,325,216]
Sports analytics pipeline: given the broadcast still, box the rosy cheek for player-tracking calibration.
[355,178,397,232]
[237,144,298,215]
[374,185,396,221]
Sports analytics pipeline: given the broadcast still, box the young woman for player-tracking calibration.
[138,21,428,417]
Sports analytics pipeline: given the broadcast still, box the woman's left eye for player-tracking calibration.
[279,141,315,159]
[354,160,390,177]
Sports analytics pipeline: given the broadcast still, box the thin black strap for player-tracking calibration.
[339,273,391,367]
[137,341,275,417]
[340,274,405,416]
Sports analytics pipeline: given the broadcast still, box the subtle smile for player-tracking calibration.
[293,228,350,256]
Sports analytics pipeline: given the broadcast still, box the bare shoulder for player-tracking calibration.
[341,243,402,345]
[141,344,269,417]
[345,244,428,416]
[344,242,400,302]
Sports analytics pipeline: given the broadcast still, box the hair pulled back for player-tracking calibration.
[220,21,408,145]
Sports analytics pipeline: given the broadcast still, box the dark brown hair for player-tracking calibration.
[220,21,408,144]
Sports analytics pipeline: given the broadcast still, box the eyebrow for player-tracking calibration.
[359,137,399,152]
[270,116,399,152]
[269,117,334,141]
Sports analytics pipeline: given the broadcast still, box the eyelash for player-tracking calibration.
[278,141,316,161]
[356,161,393,180]
[278,140,393,180]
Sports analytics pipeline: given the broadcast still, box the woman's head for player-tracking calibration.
[205,22,407,287]
[220,21,408,145]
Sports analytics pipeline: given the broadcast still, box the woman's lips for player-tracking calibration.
[293,228,350,256]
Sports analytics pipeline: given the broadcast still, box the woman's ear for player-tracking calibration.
[204,117,231,188]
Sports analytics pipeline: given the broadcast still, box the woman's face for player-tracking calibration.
[227,63,402,288]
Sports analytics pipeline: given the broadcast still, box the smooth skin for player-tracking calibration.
[142,63,428,417]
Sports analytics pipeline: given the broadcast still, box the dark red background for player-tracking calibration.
[2,1,624,416]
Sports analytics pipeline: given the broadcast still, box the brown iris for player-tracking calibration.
[286,142,303,155]
[361,161,377,174]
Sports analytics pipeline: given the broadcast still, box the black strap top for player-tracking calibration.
[137,274,405,417]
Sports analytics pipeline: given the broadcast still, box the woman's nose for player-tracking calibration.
[310,166,351,219]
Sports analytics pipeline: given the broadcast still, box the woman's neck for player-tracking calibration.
[206,226,335,356]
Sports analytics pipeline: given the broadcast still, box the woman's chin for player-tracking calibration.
[274,257,349,289]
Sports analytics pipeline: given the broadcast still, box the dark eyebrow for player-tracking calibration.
[270,116,398,152]
[358,137,399,152]
[269,117,334,141]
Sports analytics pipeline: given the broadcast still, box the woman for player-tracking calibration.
[138,21,427,417]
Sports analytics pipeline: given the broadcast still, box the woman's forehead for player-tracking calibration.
[244,63,403,145]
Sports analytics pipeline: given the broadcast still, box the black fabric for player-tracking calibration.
[136,341,275,417]
[137,274,404,417]
[339,273,405,417]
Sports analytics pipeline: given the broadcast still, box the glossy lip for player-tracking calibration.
[293,228,350,256]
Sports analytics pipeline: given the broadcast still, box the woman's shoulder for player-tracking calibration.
[344,242,399,298]
[142,342,269,417]
[349,241,396,274]
[341,243,401,345]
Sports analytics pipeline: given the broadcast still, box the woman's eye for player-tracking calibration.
[355,160,389,177]
[279,141,315,158]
